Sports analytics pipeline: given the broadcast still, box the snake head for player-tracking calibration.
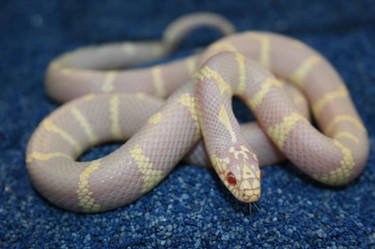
[212,143,262,203]
[224,161,262,203]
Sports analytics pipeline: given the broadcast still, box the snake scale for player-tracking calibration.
[26,12,369,213]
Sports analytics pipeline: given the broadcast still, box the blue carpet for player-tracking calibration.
[1,0,375,248]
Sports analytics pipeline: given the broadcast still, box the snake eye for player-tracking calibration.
[226,171,237,185]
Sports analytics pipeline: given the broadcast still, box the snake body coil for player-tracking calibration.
[26,13,369,213]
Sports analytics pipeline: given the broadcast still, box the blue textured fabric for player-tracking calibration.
[1,0,374,248]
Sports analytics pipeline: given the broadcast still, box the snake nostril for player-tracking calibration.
[226,171,237,185]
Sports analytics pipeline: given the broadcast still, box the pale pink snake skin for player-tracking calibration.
[26,13,369,213]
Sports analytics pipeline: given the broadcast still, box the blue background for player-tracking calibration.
[1,0,374,248]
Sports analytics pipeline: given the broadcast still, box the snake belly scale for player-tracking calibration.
[26,13,369,213]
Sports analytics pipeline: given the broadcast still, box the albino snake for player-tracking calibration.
[26,13,369,213]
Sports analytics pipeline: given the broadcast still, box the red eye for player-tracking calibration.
[260,170,263,180]
[226,172,237,185]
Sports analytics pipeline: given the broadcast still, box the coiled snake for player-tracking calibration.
[26,12,369,213]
